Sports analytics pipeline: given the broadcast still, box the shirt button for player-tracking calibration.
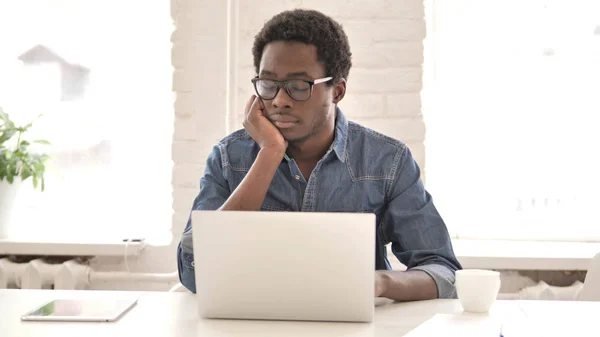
[295,175,301,180]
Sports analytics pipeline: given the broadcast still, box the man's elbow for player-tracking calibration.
[179,270,197,294]
[177,243,197,293]
[411,262,458,299]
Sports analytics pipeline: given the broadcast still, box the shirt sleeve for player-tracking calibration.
[381,145,462,299]
[177,145,231,293]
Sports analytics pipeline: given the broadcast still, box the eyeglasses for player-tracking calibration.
[251,76,333,101]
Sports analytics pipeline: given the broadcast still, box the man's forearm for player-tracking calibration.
[377,270,438,301]
[219,147,284,211]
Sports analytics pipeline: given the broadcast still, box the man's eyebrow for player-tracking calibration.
[259,70,277,76]
[286,71,310,78]
[259,70,311,78]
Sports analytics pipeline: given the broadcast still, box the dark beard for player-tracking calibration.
[284,122,320,144]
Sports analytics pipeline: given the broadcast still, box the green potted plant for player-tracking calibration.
[0,106,51,238]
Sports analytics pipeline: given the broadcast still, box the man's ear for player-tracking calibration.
[332,78,347,104]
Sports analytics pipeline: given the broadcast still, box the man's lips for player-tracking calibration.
[273,120,298,128]
[270,115,299,123]
[269,115,299,129]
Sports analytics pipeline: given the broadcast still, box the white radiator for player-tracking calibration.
[0,257,179,290]
[0,258,28,288]
[0,257,68,289]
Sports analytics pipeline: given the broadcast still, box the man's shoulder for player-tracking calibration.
[340,121,408,182]
[346,121,407,154]
[217,128,253,145]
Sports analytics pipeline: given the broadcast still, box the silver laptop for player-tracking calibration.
[191,210,375,323]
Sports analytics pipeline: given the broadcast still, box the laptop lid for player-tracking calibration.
[192,211,375,322]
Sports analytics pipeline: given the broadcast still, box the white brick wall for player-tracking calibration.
[170,0,230,237]
[99,0,585,294]
[171,0,427,240]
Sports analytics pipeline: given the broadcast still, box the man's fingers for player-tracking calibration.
[244,95,256,117]
[257,97,266,111]
[248,96,264,119]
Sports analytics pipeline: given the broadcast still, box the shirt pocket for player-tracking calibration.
[260,186,294,211]
[260,200,292,212]
[327,208,376,214]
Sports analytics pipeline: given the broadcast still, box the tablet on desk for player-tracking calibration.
[20,298,138,322]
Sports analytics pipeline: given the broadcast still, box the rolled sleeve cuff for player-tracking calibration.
[177,239,197,293]
[410,264,457,299]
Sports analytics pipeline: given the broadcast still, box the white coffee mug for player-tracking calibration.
[455,269,501,313]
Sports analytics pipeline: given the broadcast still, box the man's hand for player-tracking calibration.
[217,96,288,211]
[374,270,439,301]
[375,271,390,297]
[243,95,287,152]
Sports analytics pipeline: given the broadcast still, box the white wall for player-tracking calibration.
[170,0,230,241]
[89,0,584,293]
[89,0,232,290]
[101,0,428,290]
[171,0,428,239]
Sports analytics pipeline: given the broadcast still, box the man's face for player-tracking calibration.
[257,41,335,143]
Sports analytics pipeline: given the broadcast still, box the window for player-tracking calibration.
[0,1,173,241]
[424,1,600,241]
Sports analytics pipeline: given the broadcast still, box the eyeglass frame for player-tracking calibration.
[250,76,333,101]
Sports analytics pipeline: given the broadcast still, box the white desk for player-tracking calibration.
[0,289,597,337]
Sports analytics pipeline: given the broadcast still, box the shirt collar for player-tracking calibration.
[332,106,348,162]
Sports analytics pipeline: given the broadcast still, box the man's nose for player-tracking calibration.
[272,86,293,109]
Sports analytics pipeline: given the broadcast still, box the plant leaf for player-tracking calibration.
[0,108,50,191]
[20,164,32,181]
[19,140,30,151]
[7,166,14,183]
[0,128,17,144]
[34,161,45,172]
[0,160,6,181]
[0,107,9,123]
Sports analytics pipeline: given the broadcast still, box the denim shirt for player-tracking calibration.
[177,108,462,298]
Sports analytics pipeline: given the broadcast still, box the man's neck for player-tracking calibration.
[287,124,335,163]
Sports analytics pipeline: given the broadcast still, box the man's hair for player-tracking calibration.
[252,9,352,84]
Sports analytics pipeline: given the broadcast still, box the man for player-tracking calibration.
[177,9,461,301]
